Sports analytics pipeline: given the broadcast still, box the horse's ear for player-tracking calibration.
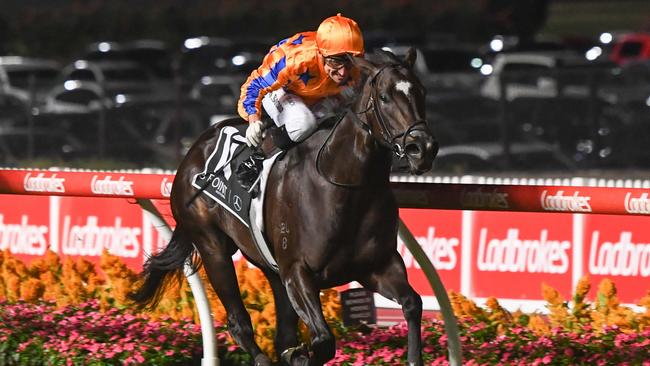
[349,54,376,73]
[403,47,417,69]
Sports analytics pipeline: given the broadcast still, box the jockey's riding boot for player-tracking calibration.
[270,125,296,151]
[235,150,266,195]
[236,125,295,196]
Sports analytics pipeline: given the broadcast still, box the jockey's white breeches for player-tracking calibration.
[262,88,338,142]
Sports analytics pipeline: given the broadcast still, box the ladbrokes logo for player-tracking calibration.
[61,216,140,258]
[624,193,650,215]
[161,177,172,197]
[540,190,592,213]
[0,214,48,255]
[477,228,571,274]
[90,175,134,196]
[399,227,459,270]
[589,231,650,277]
[23,172,65,193]
[461,188,509,209]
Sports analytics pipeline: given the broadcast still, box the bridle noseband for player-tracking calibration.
[349,63,428,158]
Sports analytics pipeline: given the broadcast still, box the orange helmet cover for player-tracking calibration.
[316,13,364,57]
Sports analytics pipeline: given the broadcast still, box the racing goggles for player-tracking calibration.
[324,55,352,70]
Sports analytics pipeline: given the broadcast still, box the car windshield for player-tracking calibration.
[7,69,58,88]
[103,68,149,82]
[619,41,643,57]
[502,63,551,85]
[56,89,101,106]
[421,49,479,73]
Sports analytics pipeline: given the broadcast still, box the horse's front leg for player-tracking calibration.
[260,267,301,361]
[362,252,423,366]
[282,263,335,366]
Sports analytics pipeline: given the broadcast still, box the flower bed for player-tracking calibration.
[0,300,202,365]
[2,250,650,365]
[331,318,650,365]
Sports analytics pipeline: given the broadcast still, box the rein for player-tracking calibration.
[316,62,428,187]
[350,64,428,158]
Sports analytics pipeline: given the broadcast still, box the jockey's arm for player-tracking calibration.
[237,49,292,123]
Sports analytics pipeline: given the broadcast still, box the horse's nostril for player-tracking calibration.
[405,143,422,157]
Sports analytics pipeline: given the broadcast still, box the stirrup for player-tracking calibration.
[235,153,264,192]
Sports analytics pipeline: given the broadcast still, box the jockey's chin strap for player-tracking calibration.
[349,63,428,159]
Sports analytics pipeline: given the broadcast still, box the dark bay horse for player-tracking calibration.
[130,48,438,366]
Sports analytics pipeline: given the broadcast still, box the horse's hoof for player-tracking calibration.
[254,353,273,366]
[280,344,309,366]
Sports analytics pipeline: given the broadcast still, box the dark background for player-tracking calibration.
[0,0,619,61]
[1,0,650,172]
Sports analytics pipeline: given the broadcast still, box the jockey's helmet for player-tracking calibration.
[316,13,364,57]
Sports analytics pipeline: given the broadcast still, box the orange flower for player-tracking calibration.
[20,278,44,302]
[485,296,513,332]
[5,275,21,301]
[527,314,551,335]
[542,283,568,328]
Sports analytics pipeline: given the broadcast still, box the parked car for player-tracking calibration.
[177,36,235,88]
[227,36,273,75]
[0,56,59,106]
[58,59,172,102]
[188,74,243,125]
[378,44,485,101]
[609,32,650,66]
[39,80,111,114]
[83,39,175,79]
[431,141,577,174]
[480,51,618,102]
[37,78,204,165]
[0,92,30,128]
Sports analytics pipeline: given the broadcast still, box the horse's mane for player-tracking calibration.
[366,49,403,65]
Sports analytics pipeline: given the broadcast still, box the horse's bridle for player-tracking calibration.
[349,63,428,159]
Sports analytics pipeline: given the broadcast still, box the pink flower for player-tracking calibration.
[134,352,145,363]
[17,340,32,352]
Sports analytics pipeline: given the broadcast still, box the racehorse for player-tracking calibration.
[130,48,438,366]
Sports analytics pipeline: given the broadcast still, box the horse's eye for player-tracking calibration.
[379,93,389,103]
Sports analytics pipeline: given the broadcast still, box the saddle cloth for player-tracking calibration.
[191,124,280,271]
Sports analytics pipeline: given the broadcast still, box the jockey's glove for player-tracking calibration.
[246,120,265,147]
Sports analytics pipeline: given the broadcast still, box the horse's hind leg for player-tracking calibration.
[361,252,423,366]
[282,264,335,366]
[194,231,273,366]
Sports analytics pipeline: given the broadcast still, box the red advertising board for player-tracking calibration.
[1,194,171,271]
[399,208,462,296]
[4,175,650,310]
[471,211,574,300]
[56,197,145,269]
[0,195,51,260]
[584,214,650,304]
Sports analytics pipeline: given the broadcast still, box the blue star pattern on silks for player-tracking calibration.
[291,34,305,45]
[299,70,313,86]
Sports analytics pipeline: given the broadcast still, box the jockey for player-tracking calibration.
[235,13,364,190]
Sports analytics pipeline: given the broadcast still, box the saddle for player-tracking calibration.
[191,123,280,271]
[191,114,345,272]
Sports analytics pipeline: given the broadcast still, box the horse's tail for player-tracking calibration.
[128,225,199,310]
